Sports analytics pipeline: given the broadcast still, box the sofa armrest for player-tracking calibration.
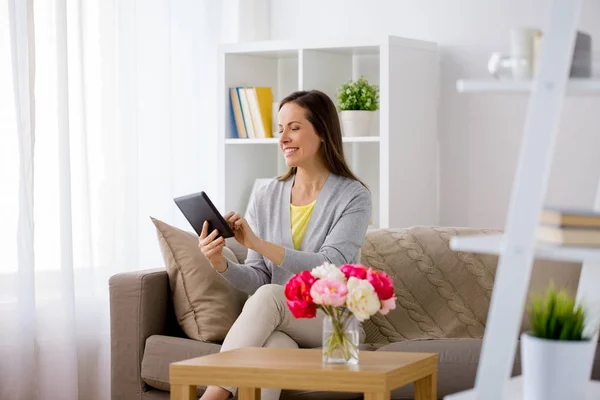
[109,268,170,400]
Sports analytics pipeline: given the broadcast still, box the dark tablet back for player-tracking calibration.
[174,191,234,239]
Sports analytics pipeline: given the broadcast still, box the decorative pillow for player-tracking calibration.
[151,217,248,342]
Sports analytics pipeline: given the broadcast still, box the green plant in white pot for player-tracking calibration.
[337,76,379,137]
[522,283,599,400]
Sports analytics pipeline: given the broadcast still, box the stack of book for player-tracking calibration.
[229,86,274,139]
[537,207,600,246]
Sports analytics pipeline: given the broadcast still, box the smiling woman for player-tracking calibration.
[197,90,372,400]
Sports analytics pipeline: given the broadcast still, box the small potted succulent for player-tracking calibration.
[337,76,379,137]
[521,283,599,400]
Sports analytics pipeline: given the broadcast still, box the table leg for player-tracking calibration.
[238,387,261,400]
[170,384,195,400]
[415,370,438,400]
[364,392,390,400]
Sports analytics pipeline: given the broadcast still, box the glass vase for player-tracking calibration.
[322,310,359,365]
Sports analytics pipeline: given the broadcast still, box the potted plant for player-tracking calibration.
[337,76,379,137]
[521,283,599,400]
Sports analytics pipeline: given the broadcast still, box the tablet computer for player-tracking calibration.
[174,191,235,239]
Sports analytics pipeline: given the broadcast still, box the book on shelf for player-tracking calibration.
[229,88,247,138]
[540,207,600,228]
[537,225,600,246]
[537,207,600,246]
[229,86,274,139]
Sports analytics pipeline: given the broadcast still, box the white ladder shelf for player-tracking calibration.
[443,0,600,399]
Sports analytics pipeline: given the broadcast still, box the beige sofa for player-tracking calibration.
[109,226,600,400]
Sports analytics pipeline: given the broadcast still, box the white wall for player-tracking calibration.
[271,0,600,229]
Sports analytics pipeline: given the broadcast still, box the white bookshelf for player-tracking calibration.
[216,36,440,227]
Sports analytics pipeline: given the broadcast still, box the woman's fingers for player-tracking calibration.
[200,220,208,239]
[199,228,219,247]
[225,212,248,232]
[205,236,224,250]
[200,229,224,260]
[227,212,241,224]
[227,213,246,229]
[204,242,224,258]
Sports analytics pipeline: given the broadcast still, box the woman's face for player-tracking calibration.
[278,102,322,168]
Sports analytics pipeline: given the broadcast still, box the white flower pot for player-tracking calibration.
[340,110,374,137]
[521,332,597,400]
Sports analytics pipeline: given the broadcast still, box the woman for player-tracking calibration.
[198,90,372,400]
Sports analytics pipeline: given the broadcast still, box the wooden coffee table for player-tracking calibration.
[170,347,438,400]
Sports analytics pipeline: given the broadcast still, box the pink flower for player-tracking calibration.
[310,278,348,307]
[366,268,395,300]
[340,264,367,280]
[379,296,397,315]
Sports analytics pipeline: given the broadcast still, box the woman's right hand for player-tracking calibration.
[198,221,227,273]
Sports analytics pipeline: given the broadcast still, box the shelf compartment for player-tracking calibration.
[450,233,600,263]
[444,376,600,400]
[456,79,600,94]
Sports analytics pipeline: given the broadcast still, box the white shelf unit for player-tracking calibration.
[216,36,440,228]
[451,233,600,264]
[444,0,600,399]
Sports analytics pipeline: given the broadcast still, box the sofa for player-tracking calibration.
[109,226,600,400]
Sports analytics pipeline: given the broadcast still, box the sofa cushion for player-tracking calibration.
[142,335,221,396]
[151,217,249,342]
[141,390,170,400]
[360,227,581,344]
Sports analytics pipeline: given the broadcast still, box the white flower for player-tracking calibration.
[310,262,346,282]
[346,277,380,322]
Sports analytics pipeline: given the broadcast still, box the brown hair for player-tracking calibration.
[277,90,367,188]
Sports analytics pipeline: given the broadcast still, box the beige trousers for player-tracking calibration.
[219,284,364,400]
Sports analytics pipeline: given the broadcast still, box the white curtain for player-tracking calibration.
[0,1,221,399]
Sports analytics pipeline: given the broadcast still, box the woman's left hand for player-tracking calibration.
[224,211,260,250]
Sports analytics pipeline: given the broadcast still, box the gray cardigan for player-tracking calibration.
[220,173,372,295]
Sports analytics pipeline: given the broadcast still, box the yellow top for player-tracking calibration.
[290,200,316,250]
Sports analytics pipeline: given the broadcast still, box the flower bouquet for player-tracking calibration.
[284,262,397,364]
